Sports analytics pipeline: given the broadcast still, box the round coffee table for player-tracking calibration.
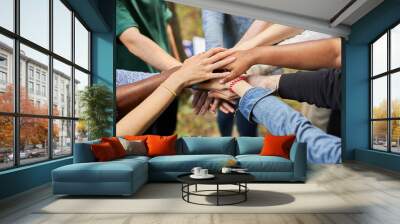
[177,173,255,206]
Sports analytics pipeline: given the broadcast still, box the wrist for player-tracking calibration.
[231,80,253,97]
[252,47,266,65]
[163,71,186,94]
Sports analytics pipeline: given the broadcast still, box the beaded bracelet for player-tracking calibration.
[228,76,246,93]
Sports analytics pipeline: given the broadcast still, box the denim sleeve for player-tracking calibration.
[239,87,341,164]
[116,70,158,86]
[202,10,224,50]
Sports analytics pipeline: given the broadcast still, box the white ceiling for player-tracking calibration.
[167,0,384,38]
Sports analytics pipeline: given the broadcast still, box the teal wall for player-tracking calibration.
[91,0,116,135]
[344,0,400,171]
[0,0,116,200]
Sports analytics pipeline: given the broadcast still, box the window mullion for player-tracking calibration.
[48,0,54,160]
[388,30,391,152]
[71,11,76,155]
[13,0,20,167]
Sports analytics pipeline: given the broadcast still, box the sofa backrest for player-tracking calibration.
[73,139,100,163]
[177,137,236,155]
[236,137,264,155]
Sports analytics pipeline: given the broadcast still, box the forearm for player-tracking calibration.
[251,38,341,70]
[116,74,184,136]
[235,24,303,50]
[116,67,180,121]
[278,69,342,110]
[120,28,181,71]
[235,86,341,163]
[167,24,181,61]
[236,20,272,46]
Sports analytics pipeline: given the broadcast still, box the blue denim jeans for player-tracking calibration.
[239,87,341,164]
[217,106,258,137]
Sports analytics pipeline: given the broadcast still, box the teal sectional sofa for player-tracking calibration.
[52,137,307,196]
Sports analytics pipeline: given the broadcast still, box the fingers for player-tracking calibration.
[221,101,235,113]
[209,56,236,71]
[206,49,235,64]
[219,105,230,114]
[221,72,241,83]
[210,99,219,113]
[203,47,226,58]
[199,97,213,115]
[191,90,201,107]
[207,71,231,80]
[194,91,208,115]
[208,90,231,101]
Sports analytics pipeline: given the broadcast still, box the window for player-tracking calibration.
[35,83,40,95]
[74,18,90,70]
[0,0,14,32]
[28,67,34,80]
[0,71,6,85]
[0,0,91,170]
[0,55,7,67]
[370,23,400,154]
[0,35,13,113]
[28,81,34,94]
[42,85,46,97]
[20,0,49,49]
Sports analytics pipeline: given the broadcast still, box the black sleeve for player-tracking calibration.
[278,69,341,110]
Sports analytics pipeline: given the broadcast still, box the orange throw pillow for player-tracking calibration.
[124,135,149,142]
[146,134,177,157]
[260,134,296,159]
[101,137,126,158]
[91,142,117,161]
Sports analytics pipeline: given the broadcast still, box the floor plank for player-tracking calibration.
[1,162,400,224]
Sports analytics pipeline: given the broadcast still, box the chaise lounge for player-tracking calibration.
[52,137,307,196]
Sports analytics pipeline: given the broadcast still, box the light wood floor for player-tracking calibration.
[1,162,400,224]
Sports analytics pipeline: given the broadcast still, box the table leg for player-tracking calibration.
[195,184,198,192]
[217,184,219,206]
[245,183,247,201]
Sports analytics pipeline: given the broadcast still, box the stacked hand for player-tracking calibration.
[178,47,257,115]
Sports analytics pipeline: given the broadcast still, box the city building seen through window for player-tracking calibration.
[0,0,91,170]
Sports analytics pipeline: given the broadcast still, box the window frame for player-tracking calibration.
[370,20,400,154]
[0,0,92,171]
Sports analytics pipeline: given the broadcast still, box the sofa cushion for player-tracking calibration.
[147,135,177,157]
[53,158,147,183]
[236,137,264,155]
[73,139,100,163]
[91,142,118,161]
[236,155,293,172]
[260,134,295,159]
[149,154,235,172]
[177,137,235,155]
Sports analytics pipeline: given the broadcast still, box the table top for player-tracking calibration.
[177,172,255,185]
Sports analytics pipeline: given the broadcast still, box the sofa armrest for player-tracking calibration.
[73,141,99,163]
[290,142,307,181]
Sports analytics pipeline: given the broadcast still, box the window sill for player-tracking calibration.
[0,156,72,176]
[355,148,400,172]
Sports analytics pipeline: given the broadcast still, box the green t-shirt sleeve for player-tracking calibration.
[116,0,138,37]
[163,5,173,23]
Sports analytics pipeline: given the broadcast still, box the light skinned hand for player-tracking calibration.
[208,89,239,102]
[210,99,236,114]
[173,48,237,87]
[219,49,255,83]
